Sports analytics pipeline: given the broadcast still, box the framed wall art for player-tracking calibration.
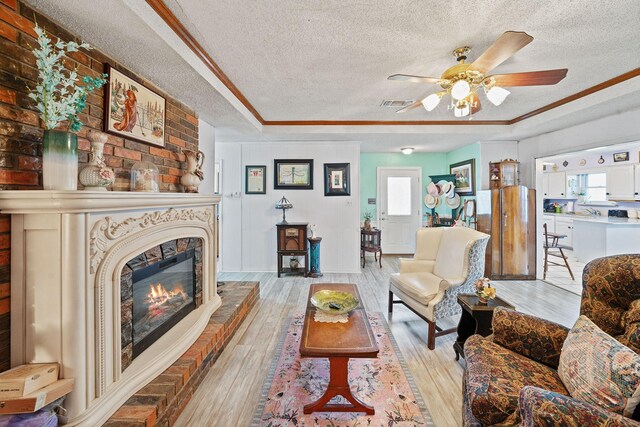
[245,165,266,194]
[104,64,166,147]
[613,152,629,162]
[324,163,350,196]
[449,159,476,196]
[274,159,313,189]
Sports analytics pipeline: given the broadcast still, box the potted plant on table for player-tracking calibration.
[28,24,106,190]
[362,210,374,230]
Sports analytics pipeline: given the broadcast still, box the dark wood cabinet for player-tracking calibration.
[476,186,536,279]
[276,223,308,277]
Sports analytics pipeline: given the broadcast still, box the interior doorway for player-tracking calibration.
[376,167,422,254]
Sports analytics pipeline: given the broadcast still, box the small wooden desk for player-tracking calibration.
[453,294,515,361]
[300,283,379,414]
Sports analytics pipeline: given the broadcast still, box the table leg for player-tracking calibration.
[303,357,374,415]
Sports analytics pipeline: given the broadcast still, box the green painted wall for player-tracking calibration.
[360,152,448,220]
[360,144,481,222]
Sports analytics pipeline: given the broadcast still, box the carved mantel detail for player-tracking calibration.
[90,207,214,274]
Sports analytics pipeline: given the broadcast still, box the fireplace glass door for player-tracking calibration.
[131,249,196,357]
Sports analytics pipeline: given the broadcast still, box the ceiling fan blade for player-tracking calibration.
[468,92,481,114]
[388,74,448,84]
[487,69,568,86]
[395,99,425,113]
[468,31,534,74]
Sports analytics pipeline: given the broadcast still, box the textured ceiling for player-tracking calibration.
[23,0,640,152]
[25,0,256,133]
[165,0,640,121]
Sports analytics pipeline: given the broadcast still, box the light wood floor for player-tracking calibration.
[543,249,586,296]
[175,255,581,427]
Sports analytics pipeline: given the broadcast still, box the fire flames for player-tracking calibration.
[146,283,187,309]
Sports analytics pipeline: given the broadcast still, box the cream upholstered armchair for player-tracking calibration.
[388,227,489,349]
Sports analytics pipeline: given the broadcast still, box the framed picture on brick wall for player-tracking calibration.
[104,65,166,147]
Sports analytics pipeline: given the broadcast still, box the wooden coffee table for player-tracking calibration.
[300,283,379,414]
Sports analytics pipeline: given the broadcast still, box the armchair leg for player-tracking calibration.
[388,290,394,313]
[427,321,436,350]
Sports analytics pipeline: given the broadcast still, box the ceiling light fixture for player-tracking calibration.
[401,147,414,155]
[421,92,443,111]
[485,86,511,106]
[389,31,568,119]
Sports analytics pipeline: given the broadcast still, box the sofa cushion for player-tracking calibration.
[619,299,640,353]
[558,315,640,418]
[464,335,569,426]
[389,272,443,305]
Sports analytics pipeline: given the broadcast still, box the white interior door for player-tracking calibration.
[377,167,422,254]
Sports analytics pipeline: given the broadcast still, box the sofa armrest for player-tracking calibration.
[519,386,638,427]
[398,258,435,274]
[492,307,569,369]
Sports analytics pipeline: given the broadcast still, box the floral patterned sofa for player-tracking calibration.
[463,254,640,426]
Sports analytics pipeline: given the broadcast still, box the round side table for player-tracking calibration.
[307,237,323,277]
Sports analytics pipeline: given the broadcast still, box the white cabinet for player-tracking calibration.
[607,165,635,200]
[543,215,555,233]
[555,217,574,248]
[635,165,640,200]
[547,172,566,198]
[542,174,550,197]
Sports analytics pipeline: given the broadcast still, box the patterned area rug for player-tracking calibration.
[252,312,434,426]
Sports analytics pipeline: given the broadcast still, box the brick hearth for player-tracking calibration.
[105,281,260,427]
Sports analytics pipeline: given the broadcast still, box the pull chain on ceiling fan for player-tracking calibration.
[388,31,568,118]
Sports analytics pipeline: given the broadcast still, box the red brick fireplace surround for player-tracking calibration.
[0,1,201,371]
[106,281,260,427]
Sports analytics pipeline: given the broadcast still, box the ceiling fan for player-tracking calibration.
[388,31,568,118]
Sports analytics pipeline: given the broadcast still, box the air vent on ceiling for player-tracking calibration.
[380,99,415,108]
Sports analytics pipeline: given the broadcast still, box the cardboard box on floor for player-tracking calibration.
[0,364,59,399]
[0,379,74,414]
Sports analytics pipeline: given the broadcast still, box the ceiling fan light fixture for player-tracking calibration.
[401,147,414,155]
[453,103,470,118]
[451,80,471,100]
[421,93,442,112]
[485,86,511,106]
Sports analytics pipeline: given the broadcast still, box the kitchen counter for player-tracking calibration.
[573,217,640,262]
[544,212,640,225]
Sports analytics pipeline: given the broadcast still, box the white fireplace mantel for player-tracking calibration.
[0,191,221,426]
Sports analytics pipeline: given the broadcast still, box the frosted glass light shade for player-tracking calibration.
[401,147,414,155]
[486,86,510,106]
[421,93,442,111]
[454,104,470,117]
[451,80,471,100]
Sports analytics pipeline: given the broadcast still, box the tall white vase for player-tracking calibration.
[79,130,115,191]
[43,130,78,190]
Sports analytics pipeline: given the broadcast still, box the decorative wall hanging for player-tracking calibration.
[449,159,476,196]
[562,160,569,167]
[613,152,629,162]
[104,65,166,147]
[323,163,350,196]
[274,159,313,189]
[246,165,266,194]
[579,159,587,166]
[598,156,605,164]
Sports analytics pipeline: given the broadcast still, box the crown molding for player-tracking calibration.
[146,0,639,128]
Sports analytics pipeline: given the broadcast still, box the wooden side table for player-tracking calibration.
[276,222,308,277]
[453,294,515,361]
[360,228,382,268]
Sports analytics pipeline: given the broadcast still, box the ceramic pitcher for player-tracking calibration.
[181,149,205,193]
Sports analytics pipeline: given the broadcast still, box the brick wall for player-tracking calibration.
[0,0,200,371]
